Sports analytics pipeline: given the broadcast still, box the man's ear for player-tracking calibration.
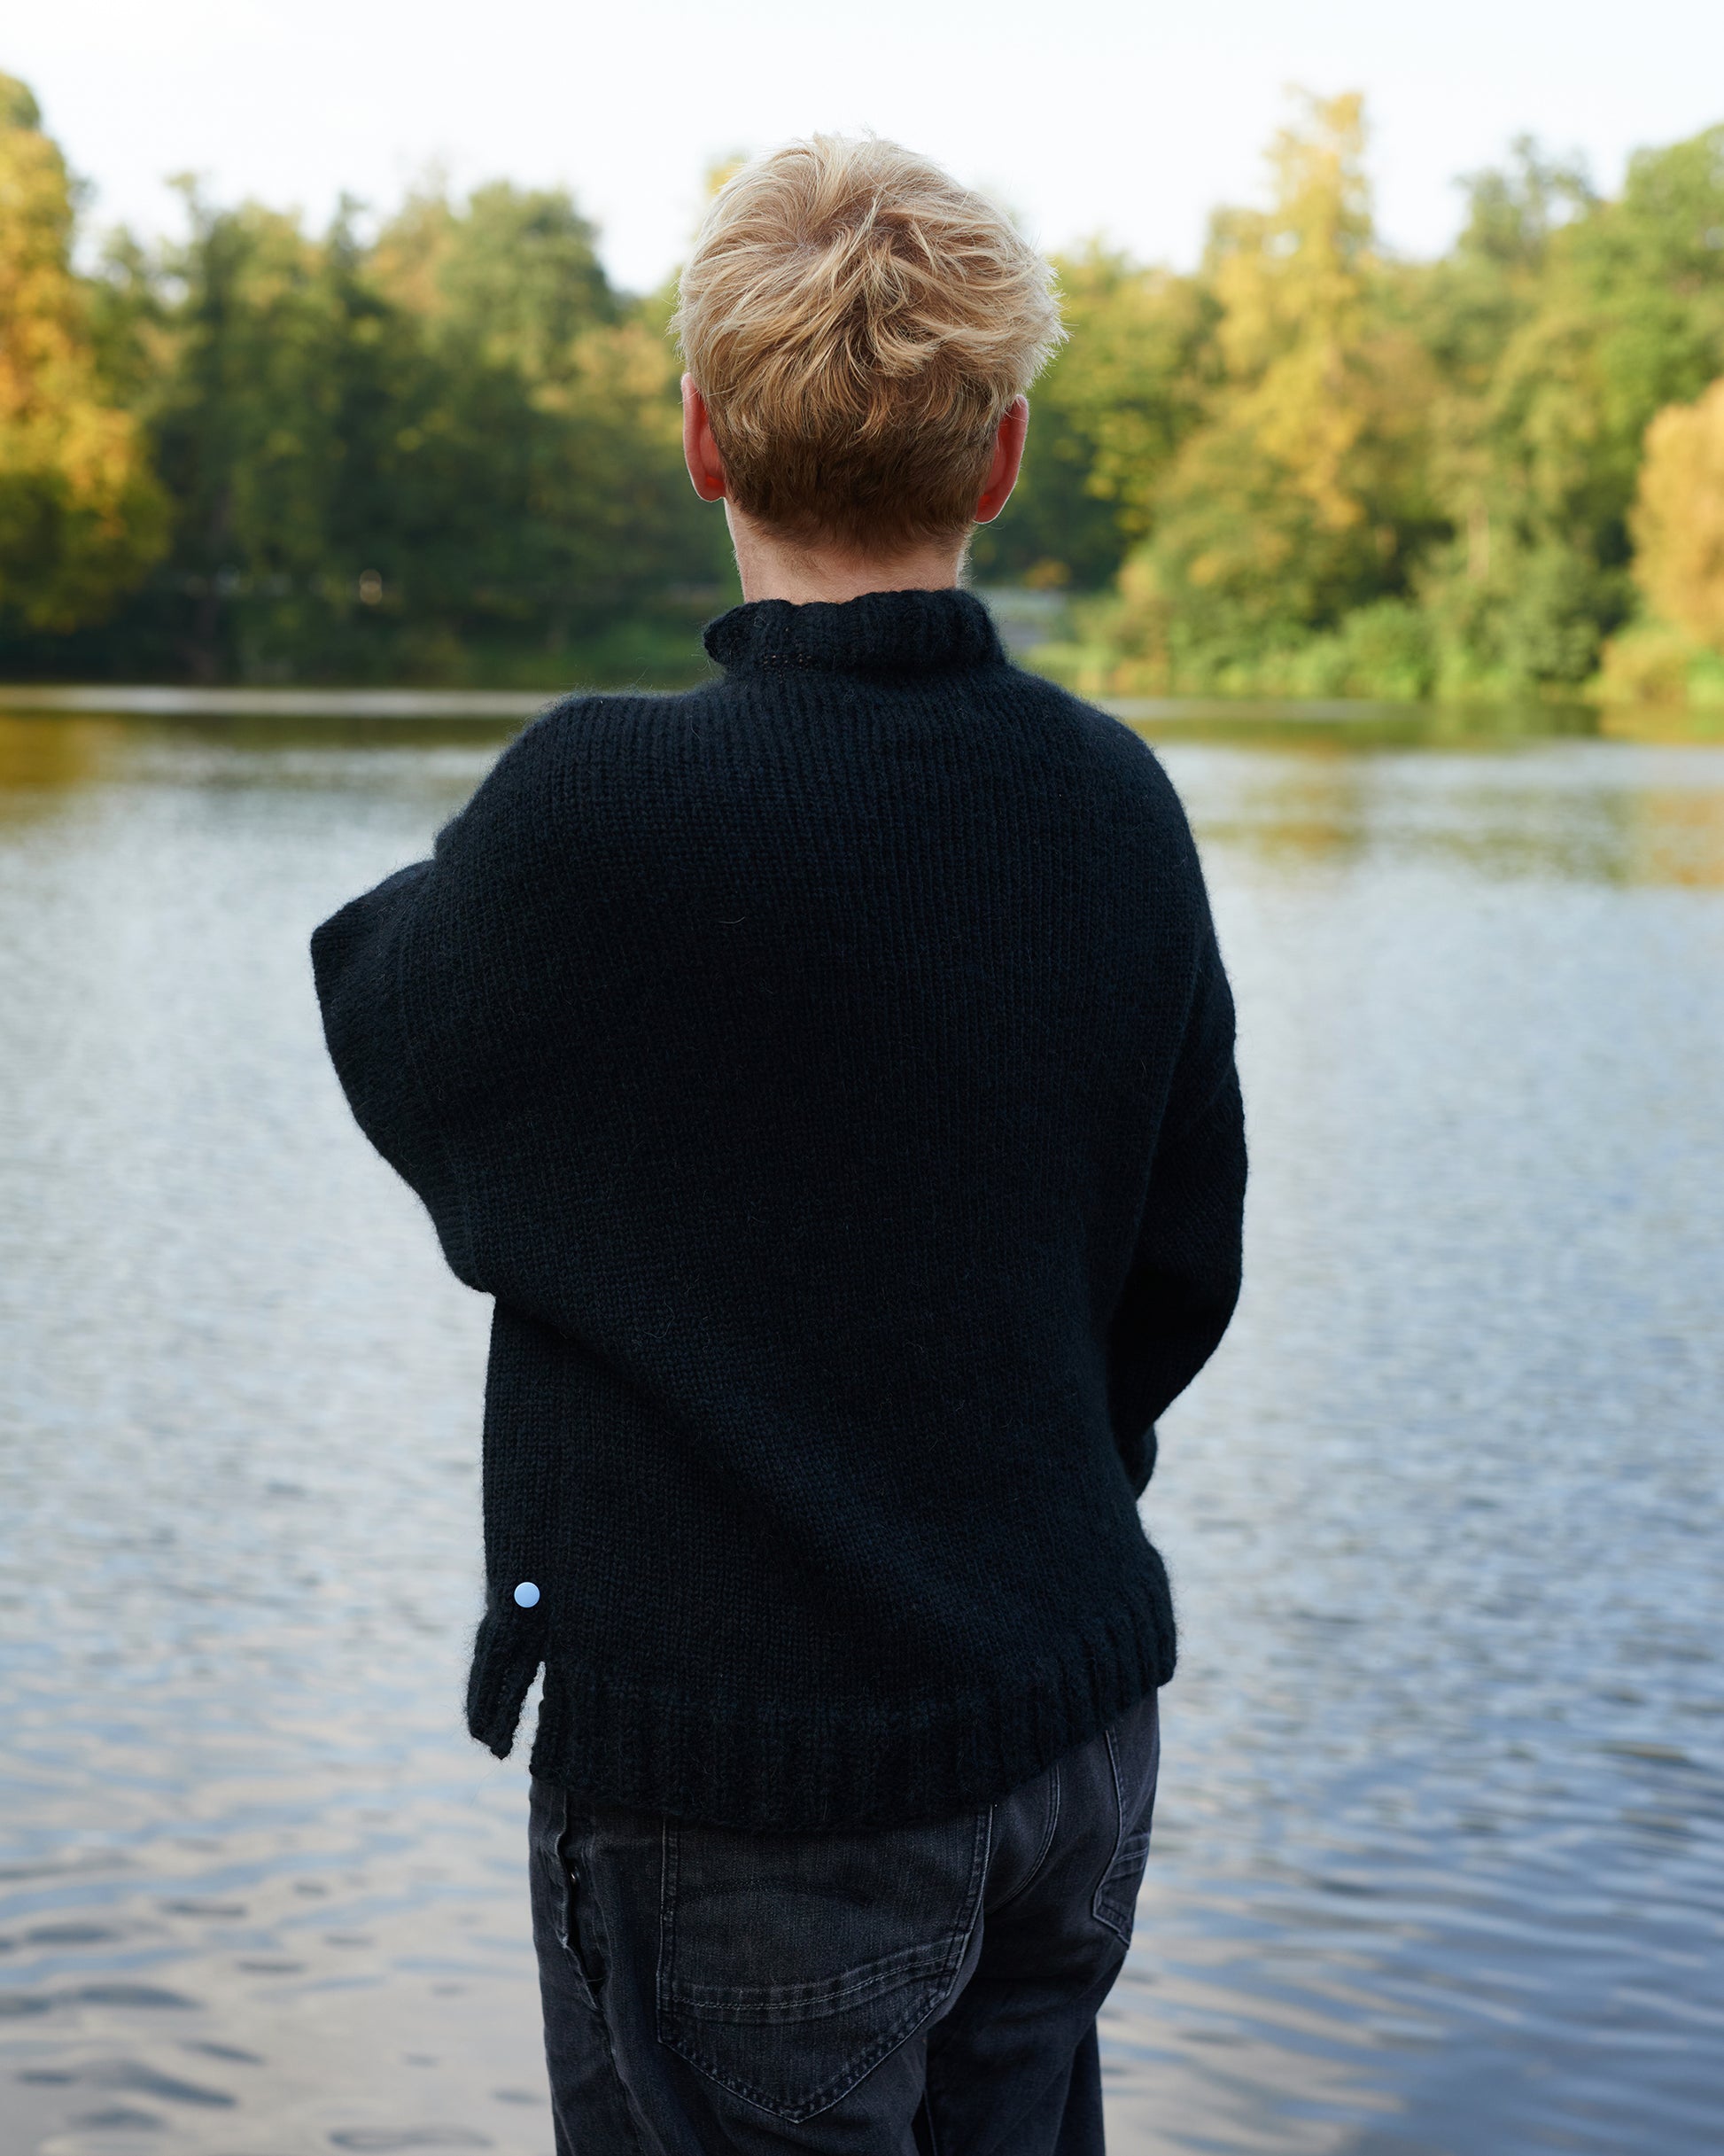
[975,396,1029,525]
[681,376,728,502]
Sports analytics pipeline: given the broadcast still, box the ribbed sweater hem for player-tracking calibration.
[468,1568,1175,1832]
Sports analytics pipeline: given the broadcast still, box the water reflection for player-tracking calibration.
[1162,738,1724,887]
[1,710,1721,2154]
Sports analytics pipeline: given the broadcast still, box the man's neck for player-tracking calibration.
[726,505,967,606]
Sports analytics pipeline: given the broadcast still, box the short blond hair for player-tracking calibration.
[672,136,1063,553]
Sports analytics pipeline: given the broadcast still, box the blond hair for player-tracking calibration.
[672,136,1063,553]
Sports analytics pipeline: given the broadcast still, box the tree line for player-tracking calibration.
[979,94,1724,705]
[3,74,1722,701]
[0,71,729,686]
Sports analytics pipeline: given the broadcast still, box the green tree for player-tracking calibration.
[368,188,726,673]
[370,182,617,377]
[1421,126,1724,689]
[971,248,1215,589]
[134,192,409,679]
[67,181,726,684]
[0,75,165,635]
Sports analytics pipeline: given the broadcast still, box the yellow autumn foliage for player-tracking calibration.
[1631,377,1724,652]
[1081,92,1440,689]
[1209,92,1378,538]
[0,75,166,632]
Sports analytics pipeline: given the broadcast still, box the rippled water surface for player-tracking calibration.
[2,711,1721,2154]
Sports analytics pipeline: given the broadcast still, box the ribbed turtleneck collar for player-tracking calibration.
[702,586,1006,677]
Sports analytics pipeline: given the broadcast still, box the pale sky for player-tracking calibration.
[12,0,1724,291]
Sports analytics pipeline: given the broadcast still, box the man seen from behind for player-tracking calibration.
[311,134,1247,2156]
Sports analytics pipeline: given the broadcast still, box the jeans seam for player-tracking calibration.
[1093,1720,1148,1943]
[553,1787,603,2014]
[554,1786,577,1958]
[669,1934,959,2018]
[583,1844,649,2156]
[920,1819,992,2156]
[656,1813,679,2027]
[958,1803,993,1965]
[988,1760,1062,1918]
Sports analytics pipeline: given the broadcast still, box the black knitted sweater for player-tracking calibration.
[311,588,1246,1832]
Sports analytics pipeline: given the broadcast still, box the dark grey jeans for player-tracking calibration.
[527,1686,1160,2155]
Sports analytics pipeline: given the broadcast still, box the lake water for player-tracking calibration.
[2,707,1721,2155]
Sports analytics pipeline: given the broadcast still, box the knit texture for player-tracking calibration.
[311,587,1246,1831]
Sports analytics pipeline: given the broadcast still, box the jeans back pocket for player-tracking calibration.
[656,1807,989,2122]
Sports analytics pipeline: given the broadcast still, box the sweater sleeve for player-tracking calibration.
[1106,917,1247,1497]
[308,852,481,1293]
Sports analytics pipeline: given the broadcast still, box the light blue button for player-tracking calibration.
[513,1581,540,1608]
